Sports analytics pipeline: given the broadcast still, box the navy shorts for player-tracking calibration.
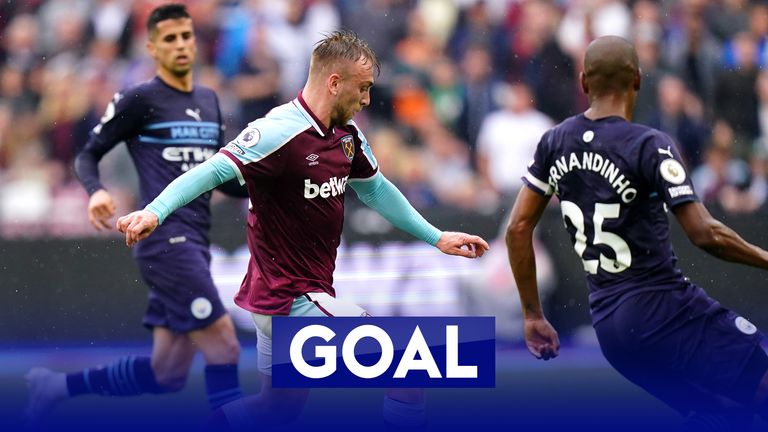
[135,244,226,333]
[594,283,768,414]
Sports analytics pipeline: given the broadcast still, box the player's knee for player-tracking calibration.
[154,371,187,392]
[151,363,188,392]
[200,320,241,363]
[206,336,240,364]
[222,336,241,362]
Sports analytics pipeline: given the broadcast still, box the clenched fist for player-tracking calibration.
[116,210,159,247]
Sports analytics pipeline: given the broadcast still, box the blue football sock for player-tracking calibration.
[205,364,242,409]
[66,356,167,396]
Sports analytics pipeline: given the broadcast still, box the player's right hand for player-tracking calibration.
[116,210,159,247]
[87,189,116,231]
[524,317,560,361]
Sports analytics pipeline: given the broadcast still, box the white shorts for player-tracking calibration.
[252,292,370,376]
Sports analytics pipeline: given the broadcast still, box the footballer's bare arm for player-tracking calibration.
[506,186,559,360]
[673,201,768,270]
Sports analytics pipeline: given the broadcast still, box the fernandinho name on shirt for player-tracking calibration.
[547,152,638,204]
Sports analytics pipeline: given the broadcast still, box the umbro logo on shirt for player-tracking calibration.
[306,154,319,166]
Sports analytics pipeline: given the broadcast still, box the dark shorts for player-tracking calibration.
[594,283,767,414]
[135,244,226,333]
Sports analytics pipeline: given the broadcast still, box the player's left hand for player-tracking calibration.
[524,318,560,361]
[436,231,490,258]
[116,210,159,247]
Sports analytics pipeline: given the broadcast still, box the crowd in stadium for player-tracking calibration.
[1,0,767,236]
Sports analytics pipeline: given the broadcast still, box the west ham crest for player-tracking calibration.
[340,135,355,160]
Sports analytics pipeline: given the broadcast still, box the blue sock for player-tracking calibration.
[383,396,426,429]
[66,356,167,396]
[205,364,241,409]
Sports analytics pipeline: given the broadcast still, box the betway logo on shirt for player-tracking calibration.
[304,176,348,199]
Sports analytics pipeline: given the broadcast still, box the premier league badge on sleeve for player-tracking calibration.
[340,135,355,161]
[236,127,260,148]
[660,158,686,185]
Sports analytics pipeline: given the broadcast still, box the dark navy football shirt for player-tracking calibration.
[523,114,699,323]
[75,77,224,256]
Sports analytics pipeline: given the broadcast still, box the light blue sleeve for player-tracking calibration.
[349,172,443,246]
[222,102,311,166]
[145,153,237,224]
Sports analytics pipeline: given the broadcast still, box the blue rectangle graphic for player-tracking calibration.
[272,316,495,388]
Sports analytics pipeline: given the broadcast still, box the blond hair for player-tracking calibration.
[310,30,380,77]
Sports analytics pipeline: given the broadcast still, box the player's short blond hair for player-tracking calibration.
[310,30,380,78]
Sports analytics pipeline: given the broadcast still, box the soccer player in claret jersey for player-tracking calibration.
[117,30,490,430]
[507,35,768,430]
[25,3,247,423]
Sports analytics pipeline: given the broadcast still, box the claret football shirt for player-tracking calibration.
[220,93,378,315]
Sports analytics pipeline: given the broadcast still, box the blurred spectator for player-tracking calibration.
[456,44,500,164]
[0,64,38,114]
[36,0,88,58]
[522,0,576,123]
[263,0,340,102]
[391,8,441,129]
[187,0,222,66]
[83,0,134,59]
[633,29,663,125]
[0,1,43,38]
[663,3,721,109]
[476,82,552,201]
[447,0,505,65]
[721,1,768,69]
[691,120,750,206]
[501,0,559,84]
[747,137,768,212]
[417,119,480,210]
[43,8,88,74]
[0,122,50,236]
[416,0,458,49]
[2,14,41,72]
[340,0,411,121]
[341,0,410,65]
[557,0,632,60]
[37,67,92,171]
[706,0,748,42]
[714,32,760,158]
[426,57,463,132]
[392,8,440,80]
[647,74,710,168]
[368,126,435,209]
[229,26,280,130]
[757,69,768,145]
